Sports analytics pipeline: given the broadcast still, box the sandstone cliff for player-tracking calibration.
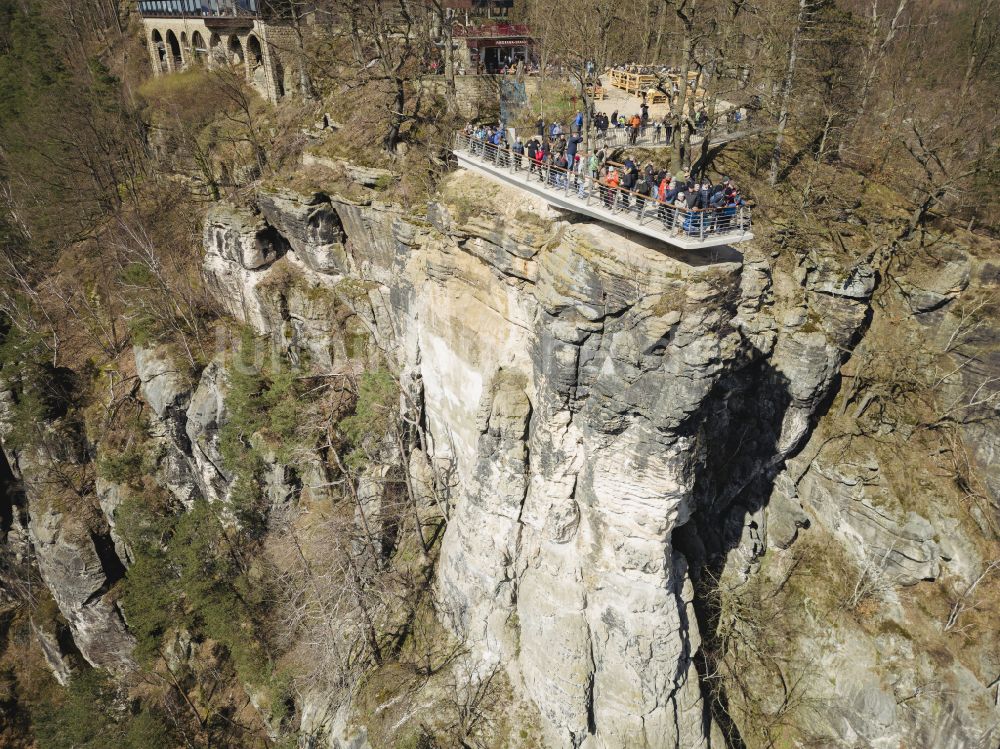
[2,165,997,748]
[193,168,998,746]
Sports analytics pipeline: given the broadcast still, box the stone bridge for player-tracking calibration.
[140,9,298,103]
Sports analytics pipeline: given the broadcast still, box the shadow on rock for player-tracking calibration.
[674,355,796,749]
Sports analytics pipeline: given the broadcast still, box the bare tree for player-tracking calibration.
[944,560,1000,633]
[769,0,813,185]
[335,0,427,152]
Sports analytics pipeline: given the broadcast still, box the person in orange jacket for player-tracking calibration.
[629,113,642,145]
[604,167,620,208]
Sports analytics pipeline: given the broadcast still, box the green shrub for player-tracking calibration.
[32,668,174,749]
[122,710,174,749]
[120,499,270,684]
[32,669,114,748]
[95,412,162,490]
[339,370,399,471]
[96,447,145,487]
[0,321,68,451]
[217,330,327,532]
[220,331,315,467]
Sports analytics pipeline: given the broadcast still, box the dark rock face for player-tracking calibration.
[204,203,288,271]
[257,189,348,275]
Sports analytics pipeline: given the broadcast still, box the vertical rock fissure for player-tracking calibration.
[584,615,597,737]
[681,538,748,749]
[0,450,18,538]
[83,530,128,606]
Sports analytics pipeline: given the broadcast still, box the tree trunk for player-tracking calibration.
[802,110,833,207]
[641,0,655,63]
[653,7,667,63]
[837,0,908,160]
[385,76,406,152]
[538,43,550,119]
[959,0,994,100]
[695,92,719,179]
[769,0,807,186]
[671,27,692,173]
[443,21,457,112]
[289,5,315,98]
[347,551,383,665]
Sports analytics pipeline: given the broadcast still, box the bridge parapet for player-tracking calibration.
[138,1,260,18]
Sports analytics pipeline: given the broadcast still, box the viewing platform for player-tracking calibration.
[453,133,753,250]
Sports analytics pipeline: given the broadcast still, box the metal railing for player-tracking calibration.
[453,132,751,244]
[452,22,531,38]
[584,119,751,149]
[138,0,259,17]
[530,118,753,151]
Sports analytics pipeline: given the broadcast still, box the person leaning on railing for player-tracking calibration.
[512,138,525,171]
[527,139,538,175]
[672,192,689,234]
[634,173,652,213]
[554,153,569,188]
[588,151,600,180]
[601,167,618,208]
[534,147,547,183]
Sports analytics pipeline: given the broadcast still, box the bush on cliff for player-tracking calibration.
[120,499,270,685]
[32,668,172,749]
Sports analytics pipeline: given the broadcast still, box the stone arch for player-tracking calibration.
[274,58,286,99]
[209,32,225,65]
[165,29,183,70]
[150,29,167,73]
[246,34,267,91]
[191,31,206,64]
[246,34,264,66]
[227,35,245,67]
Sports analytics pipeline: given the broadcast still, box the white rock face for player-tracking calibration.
[0,395,136,673]
[205,173,745,747]
[195,170,998,748]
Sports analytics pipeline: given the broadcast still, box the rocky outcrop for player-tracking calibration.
[183,358,230,505]
[198,167,1000,749]
[787,455,942,584]
[32,619,73,686]
[7,156,994,747]
[26,505,134,672]
[0,389,136,673]
[257,189,349,275]
[202,173,753,747]
[896,246,970,314]
[95,477,132,565]
[133,343,312,521]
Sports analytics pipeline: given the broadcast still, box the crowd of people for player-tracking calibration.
[595,103,745,145]
[460,122,749,238]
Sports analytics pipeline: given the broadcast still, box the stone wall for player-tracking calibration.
[420,75,541,120]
